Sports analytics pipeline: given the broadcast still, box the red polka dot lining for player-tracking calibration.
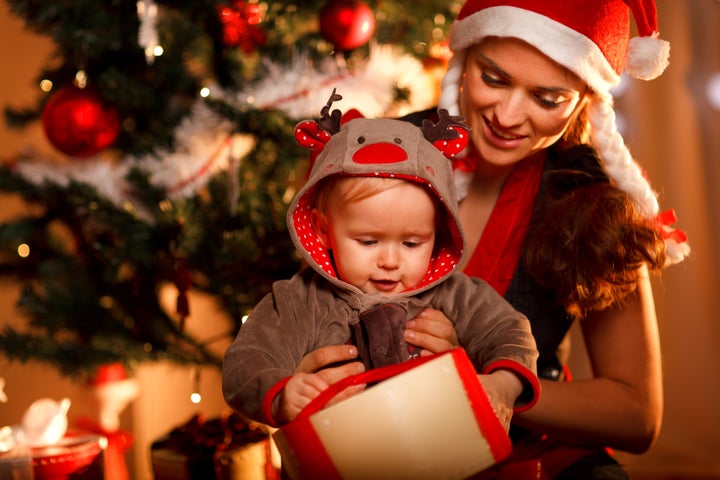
[291,179,463,289]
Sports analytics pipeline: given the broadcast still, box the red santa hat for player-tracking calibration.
[446,0,669,94]
[439,0,689,264]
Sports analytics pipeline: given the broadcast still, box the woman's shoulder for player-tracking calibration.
[528,144,666,317]
[546,144,606,177]
[398,108,438,127]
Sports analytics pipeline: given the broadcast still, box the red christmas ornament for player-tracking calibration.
[42,84,121,158]
[320,0,375,51]
[217,1,266,53]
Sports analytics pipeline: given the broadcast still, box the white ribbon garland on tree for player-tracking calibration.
[13,45,437,217]
[137,0,160,64]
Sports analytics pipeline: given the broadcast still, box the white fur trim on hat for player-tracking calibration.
[449,6,621,94]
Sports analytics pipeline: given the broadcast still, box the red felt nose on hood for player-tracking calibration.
[352,142,408,164]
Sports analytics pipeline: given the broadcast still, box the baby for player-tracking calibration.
[223,95,539,429]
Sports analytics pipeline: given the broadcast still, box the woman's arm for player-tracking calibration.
[405,268,663,453]
[512,268,663,453]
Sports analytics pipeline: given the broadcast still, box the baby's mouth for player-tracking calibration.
[371,279,399,291]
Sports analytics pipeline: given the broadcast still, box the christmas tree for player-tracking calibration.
[0,0,458,379]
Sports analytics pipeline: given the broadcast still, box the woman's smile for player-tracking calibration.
[483,116,527,147]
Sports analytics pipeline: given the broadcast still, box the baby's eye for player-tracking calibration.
[356,239,376,246]
[403,241,421,248]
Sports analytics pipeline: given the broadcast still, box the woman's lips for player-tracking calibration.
[483,118,525,149]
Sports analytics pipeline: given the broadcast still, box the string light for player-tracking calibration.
[706,72,720,111]
[40,79,53,92]
[17,243,30,258]
[190,367,202,404]
[0,377,7,403]
[74,70,88,89]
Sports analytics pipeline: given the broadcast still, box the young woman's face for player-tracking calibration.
[313,181,436,296]
[460,37,588,168]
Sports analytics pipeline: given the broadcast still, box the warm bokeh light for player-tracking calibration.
[707,72,720,111]
[40,79,53,92]
[17,243,30,258]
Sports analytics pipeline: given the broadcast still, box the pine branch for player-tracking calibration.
[0,0,457,378]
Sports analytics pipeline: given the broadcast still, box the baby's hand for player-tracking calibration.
[276,372,329,423]
[478,370,523,432]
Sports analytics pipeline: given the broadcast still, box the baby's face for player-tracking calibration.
[316,181,436,295]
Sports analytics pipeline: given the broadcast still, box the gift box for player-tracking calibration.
[31,430,106,480]
[274,348,511,480]
[151,413,279,480]
[0,444,33,480]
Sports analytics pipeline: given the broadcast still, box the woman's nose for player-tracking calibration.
[494,90,526,127]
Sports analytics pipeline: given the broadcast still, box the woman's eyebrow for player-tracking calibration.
[477,52,509,78]
[477,51,578,96]
[538,85,577,95]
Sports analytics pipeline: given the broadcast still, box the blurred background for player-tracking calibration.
[0,1,718,479]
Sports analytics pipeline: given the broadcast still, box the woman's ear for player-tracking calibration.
[310,209,331,249]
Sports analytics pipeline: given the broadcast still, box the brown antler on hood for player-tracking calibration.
[421,109,467,142]
[318,88,343,134]
[421,109,470,159]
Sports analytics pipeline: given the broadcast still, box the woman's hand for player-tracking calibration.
[404,308,459,355]
[512,274,663,453]
[294,345,366,407]
[478,370,523,432]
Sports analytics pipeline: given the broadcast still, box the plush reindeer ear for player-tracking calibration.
[294,88,344,152]
[421,109,469,159]
[295,120,333,150]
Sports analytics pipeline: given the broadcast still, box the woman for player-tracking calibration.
[295,0,690,478]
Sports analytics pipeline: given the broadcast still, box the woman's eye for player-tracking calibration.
[535,92,571,109]
[536,95,561,108]
[481,71,505,87]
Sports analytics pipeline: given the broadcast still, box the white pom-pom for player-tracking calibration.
[626,35,670,80]
[664,238,691,266]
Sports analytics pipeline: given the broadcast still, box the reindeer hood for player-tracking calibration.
[288,104,469,298]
